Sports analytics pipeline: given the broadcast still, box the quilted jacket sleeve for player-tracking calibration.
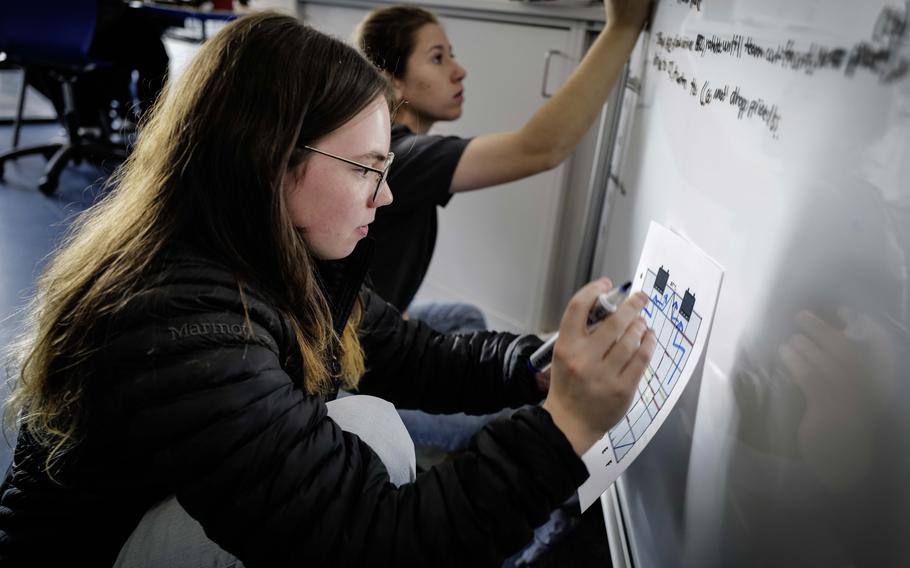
[356,288,546,414]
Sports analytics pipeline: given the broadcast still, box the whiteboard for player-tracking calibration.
[593,0,910,565]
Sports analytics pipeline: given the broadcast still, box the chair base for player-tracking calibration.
[0,62,131,196]
[0,138,127,195]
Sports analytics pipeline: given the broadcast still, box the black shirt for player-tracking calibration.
[368,124,471,311]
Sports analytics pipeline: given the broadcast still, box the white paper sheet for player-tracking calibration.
[578,221,724,510]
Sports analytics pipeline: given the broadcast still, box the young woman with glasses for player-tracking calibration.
[0,13,654,567]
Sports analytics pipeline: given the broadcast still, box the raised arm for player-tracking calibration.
[450,0,650,193]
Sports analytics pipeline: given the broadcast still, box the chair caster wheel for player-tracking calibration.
[38,177,58,196]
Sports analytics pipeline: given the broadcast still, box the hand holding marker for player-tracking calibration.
[529,281,634,373]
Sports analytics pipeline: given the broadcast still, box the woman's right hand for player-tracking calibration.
[604,0,652,33]
[542,279,656,455]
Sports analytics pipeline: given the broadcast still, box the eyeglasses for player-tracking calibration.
[303,145,395,203]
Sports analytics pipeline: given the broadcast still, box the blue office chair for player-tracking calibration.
[0,0,128,195]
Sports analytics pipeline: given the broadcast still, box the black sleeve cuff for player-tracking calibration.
[502,334,546,406]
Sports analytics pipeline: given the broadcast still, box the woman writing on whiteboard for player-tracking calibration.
[355,0,651,332]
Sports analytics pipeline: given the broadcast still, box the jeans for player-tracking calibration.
[503,494,581,567]
[407,300,487,334]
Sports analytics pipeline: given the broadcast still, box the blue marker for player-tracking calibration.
[528,281,633,374]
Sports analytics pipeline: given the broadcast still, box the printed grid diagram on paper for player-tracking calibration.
[608,266,702,462]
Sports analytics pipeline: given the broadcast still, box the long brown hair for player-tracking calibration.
[355,5,439,79]
[5,12,388,472]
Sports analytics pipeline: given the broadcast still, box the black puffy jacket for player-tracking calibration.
[0,241,588,567]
